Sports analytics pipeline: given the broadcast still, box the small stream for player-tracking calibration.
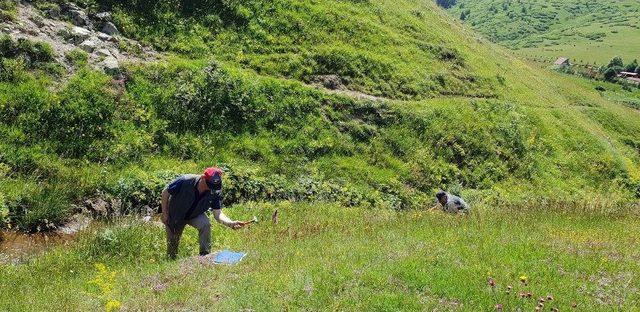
[0,215,92,265]
[0,231,75,264]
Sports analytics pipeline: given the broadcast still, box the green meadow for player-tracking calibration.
[449,0,640,64]
[1,0,639,310]
[2,202,640,311]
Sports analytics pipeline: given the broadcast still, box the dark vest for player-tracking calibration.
[167,174,214,230]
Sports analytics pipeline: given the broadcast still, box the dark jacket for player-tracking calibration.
[166,174,221,231]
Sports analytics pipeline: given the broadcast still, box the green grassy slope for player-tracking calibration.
[2,202,640,310]
[448,0,640,64]
[1,0,639,231]
[1,0,640,310]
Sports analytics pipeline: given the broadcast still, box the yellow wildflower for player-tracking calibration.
[105,299,121,312]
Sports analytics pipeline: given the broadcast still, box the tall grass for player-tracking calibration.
[1,201,639,310]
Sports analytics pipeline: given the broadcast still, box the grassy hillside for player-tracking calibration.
[0,0,640,309]
[1,0,638,232]
[448,0,640,65]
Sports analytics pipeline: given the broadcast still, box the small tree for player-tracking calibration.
[625,59,638,72]
[607,56,624,69]
[603,66,622,81]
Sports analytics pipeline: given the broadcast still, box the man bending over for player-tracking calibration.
[161,167,244,259]
[433,190,470,214]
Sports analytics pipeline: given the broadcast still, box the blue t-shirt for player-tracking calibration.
[167,176,222,213]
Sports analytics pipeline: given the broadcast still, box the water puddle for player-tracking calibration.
[0,215,91,265]
[0,231,74,264]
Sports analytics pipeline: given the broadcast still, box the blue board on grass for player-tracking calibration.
[214,250,246,264]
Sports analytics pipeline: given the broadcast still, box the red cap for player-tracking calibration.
[204,167,223,180]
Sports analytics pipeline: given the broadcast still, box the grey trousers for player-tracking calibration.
[165,213,211,259]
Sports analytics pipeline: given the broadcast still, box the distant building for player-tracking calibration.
[626,77,640,85]
[617,72,640,84]
[619,71,639,78]
[554,57,571,67]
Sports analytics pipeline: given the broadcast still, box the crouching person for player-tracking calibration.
[433,190,470,214]
[161,167,244,259]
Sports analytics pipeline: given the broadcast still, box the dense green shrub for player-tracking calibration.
[65,49,89,68]
[0,58,28,82]
[40,70,118,158]
[0,77,54,131]
[0,36,55,68]
[8,186,72,232]
[0,0,17,22]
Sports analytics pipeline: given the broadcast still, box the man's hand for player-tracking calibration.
[230,221,245,230]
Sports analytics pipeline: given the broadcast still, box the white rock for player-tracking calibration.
[97,32,113,41]
[71,26,91,40]
[100,56,120,75]
[79,37,100,52]
[95,12,112,22]
[96,48,112,57]
[101,22,119,35]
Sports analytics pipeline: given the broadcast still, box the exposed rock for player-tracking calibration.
[84,197,109,217]
[97,32,116,42]
[101,22,119,35]
[96,48,112,57]
[7,1,159,77]
[69,9,90,26]
[94,12,112,22]
[28,15,45,28]
[79,37,101,52]
[43,5,61,19]
[70,26,91,42]
[25,27,39,36]
[56,215,91,235]
[100,56,120,76]
[82,195,123,218]
[61,2,81,12]
[310,74,345,90]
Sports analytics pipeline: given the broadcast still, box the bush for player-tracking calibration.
[603,66,621,81]
[0,0,17,22]
[41,70,118,158]
[0,58,28,82]
[65,49,89,67]
[9,186,72,232]
[0,36,56,69]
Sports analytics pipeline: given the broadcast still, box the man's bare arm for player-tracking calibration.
[161,189,170,224]
[212,209,242,229]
